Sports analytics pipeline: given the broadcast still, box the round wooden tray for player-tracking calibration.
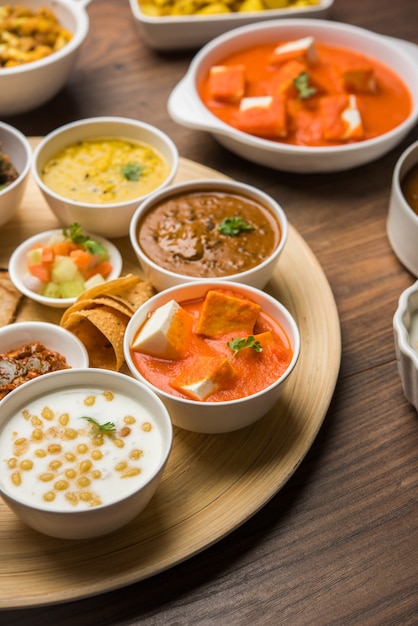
[0,149,341,608]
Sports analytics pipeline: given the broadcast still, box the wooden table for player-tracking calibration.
[2,0,418,623]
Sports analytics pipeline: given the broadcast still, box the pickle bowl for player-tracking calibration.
[123,280,300,434]
[129,178,288,291]
[31,117,179,238]
[393,280,418,413]
[8,228,123,308]
[168,18,418,173]
[0,368,173,539]
[0,122,32,227]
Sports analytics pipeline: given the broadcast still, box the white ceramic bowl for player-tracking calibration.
[124,280,300,433]
[129,0,333,51]
[387,140,418,277]
[393,280,418,413]
[129,178,288,291]
[168,19,418,173]
[0,321,89,402]
[0,122,32,227]
[8,228,123,308]
[32,117,179,238]
[0,0,90,116]
[0,368,173,539]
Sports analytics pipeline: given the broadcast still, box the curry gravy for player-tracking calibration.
[401,163,418,215]
[137,191,281,277]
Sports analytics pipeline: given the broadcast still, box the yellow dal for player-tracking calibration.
[41,138,170,204]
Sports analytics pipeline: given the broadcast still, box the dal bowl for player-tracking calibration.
[8,227,123,308]
[168,18,418,173]
[0,0,90,116]
[129,178,288,291]
[0,368,173,539]
[124,280,300,434]
[0,122,31,227]
[32,117,179,238]
[387,140,418,277]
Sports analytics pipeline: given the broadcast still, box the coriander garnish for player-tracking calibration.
[120,162,144,181]
[62,222,107,257]
[293,71,317,100]
[82,416,116,434]
[218,216,254,236]
[227,336,263,359]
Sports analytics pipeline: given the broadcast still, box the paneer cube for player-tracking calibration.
[196,290,261,338]
[131,299,193,359]
[170,356,236,401]
[234,95,287,138]
[320,94,364,141]
[208,64,246,103]
[269,36,317,66]
[273,60,308,96]
[341,67,377,94]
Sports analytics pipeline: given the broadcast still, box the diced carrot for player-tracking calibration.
[83,260,113,280]
[41,246,54,264]
[28,263,51,283]
[51,241,75,257]
[70,248,94,270]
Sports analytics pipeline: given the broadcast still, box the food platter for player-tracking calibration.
[0,140,341,608]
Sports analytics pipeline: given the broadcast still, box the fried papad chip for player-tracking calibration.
[77,274,143,302]
[63,307,129,371]
[107,280,155,313]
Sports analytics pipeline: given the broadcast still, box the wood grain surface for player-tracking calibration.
[0,155,340,608]
[1,0,418,624]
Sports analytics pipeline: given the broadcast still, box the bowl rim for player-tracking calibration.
[124,279,301,407]
[129,177,288,282]
[0,0,90,77]
[8,227,123,307]
[391,139,418,225]
[393,280,418,368]
[31,116,179,210]
[168,18,418,156]
[0,122,32,194]
[0,367,173,514]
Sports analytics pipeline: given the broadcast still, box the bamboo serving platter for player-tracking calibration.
[0,141,341,608]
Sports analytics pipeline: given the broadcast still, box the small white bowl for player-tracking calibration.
[124,280,300,433]
[129,178,288,291]
[168,19,418,173]
[0,122,32,227]
[393,280,418,412]
[129,0,333,51]
[0,368,173,539]
[31,116,179,238]
[0,0,90,116]
[8,228,123,308]
[387,140,418,277]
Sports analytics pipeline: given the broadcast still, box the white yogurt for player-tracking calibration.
[0,387,164,510]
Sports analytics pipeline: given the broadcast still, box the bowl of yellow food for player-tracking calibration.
[31,116,179,238]
[129,178,288,291]
[168,18,418,173]
[0,0,90,116]
[129,0,333,51]
[8,223,123,308]
[124,280,300,433]
[0,367,173,539]
[0,122,32,227]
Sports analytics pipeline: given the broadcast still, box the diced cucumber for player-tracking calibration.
[84,273,106,290]
[51,256,78,283]
[59,277,86,298]
[27,248,43,265]
[42,282,62,298]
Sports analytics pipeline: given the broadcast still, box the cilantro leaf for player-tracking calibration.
[120,162,144,181]
[227,336,263,359]
[293,71,317,100]
[218,216,254,236]
[62,222,107,257]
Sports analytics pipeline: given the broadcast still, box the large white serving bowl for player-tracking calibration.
[0,0,90,116]
[31,116,179,238]
[387,140,418,277]
[0,122,32,227]
[168,18,418,173]
[0,368,173,539]
[129,0,334,51]
[124,280,300,434]
[8,228,123,308]
[129,178,288,291]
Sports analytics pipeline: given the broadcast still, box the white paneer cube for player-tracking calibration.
[271,36,317,63]
[131,299,190,360]
[239,96,273,112]
[341,95,363,139]
[171,357,236,401]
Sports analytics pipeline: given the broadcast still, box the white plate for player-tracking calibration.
[129,0,333,50]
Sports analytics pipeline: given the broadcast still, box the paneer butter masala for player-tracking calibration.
[130,288,294,402]
[198,36,411,146]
